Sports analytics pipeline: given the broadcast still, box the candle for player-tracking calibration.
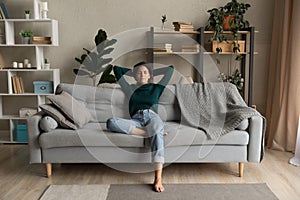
[12,62,17,68]
[24,59,29,65]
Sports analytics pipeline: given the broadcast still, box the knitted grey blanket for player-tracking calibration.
[175,82,262,139]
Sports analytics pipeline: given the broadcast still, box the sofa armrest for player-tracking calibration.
[27,111,44,163]
[247,116,265,163]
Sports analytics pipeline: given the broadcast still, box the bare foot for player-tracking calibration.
[164,132,168,136]
[154,177,165,192]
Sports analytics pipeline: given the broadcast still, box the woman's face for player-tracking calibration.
[135,66,151,84]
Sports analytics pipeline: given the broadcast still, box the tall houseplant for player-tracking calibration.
[73,29,117,86]
[206,0,251,60]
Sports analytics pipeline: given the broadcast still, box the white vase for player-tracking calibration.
[161,23,166,30]
[25,14,30,19]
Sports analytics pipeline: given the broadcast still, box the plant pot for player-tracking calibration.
[222,15,235,31]
[43,63,50,70]
[25,14,30,19]
[21,37,31,44]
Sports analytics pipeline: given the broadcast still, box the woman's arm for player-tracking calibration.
[113,65,133,95]
[153,65,174,86]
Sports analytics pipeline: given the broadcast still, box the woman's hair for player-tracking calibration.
[133,61,153,77]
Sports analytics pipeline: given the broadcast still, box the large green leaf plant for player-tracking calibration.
[73,29,117,86]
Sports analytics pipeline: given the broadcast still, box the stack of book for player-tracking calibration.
[153,43,173,53]
[32,36,52,44]
[11,75,25,94]
[173,22,194,32]
[181,44,200,52]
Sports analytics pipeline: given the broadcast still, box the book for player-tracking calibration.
[15,76,21,94]
[0,3,9,19]
[11,76,18,93]
[173,21,193,25]
[173,21,195,32]
[153,48,173,53]
[18,76,24,93]
[11,75,25,94]
[174,28,195,32]
[0,7,4,19]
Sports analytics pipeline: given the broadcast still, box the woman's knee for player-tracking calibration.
[106,118,117,131]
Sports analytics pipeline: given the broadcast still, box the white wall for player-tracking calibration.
[3,0,274,114]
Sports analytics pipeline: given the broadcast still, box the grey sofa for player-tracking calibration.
[27,83,264,177]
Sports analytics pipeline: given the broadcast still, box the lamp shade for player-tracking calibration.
[39,2,48,11]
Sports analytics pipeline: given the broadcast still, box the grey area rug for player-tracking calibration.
[39,183,279,200]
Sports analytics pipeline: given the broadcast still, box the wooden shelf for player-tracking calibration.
[204,30,259,34]
[204,52,258,55]
[154,51,199,55]
[154,30,200,34]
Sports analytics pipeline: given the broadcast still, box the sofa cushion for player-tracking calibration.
[47,91,92,128]
[162,122,249,147]
[39,122,249,149]
[39,122,145,149]
[39,104,77,129]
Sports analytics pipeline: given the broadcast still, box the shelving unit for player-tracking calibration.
[148,26,256,106]
[148,26,201,84]
[199,27,256,106]
[0,0,60,143]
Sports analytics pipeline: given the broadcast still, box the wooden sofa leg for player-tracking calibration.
[238,162,244,177]
[45,163,52,177]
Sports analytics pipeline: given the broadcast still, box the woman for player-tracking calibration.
[106,61,174,192]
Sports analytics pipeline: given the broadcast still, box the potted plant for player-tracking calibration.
[19,29,33,44]
[73,29,117,86]
[24,10,30,19]
[43,58,50,69]
[219,68,244,95]
[161,14,167,30]
[206,0,251,61]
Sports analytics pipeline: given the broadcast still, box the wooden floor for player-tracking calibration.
[0,145,299,200]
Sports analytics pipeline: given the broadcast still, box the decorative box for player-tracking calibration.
[212,40,245,53]
[33,81,53,94]
[19,107,38,118]
[14,124,28,142]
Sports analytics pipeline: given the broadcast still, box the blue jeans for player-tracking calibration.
[106,109,164,164]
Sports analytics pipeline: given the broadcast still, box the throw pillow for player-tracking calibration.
[39,115,58,132]
[47,91,92,128]
[39,104,77,129]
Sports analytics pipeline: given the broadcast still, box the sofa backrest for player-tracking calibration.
[56,83,180,123]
